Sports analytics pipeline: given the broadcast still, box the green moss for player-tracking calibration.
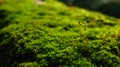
[0,0,120,67]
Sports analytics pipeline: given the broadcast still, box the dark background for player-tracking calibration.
[59,0,120,18]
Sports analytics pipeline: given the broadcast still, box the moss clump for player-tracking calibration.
[0,0,120,67]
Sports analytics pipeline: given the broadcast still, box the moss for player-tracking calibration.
[0,0,120,67]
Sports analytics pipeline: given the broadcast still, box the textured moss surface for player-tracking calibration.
[0,0,120,67]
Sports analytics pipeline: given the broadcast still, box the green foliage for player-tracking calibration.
[18,62,40,67]
[0,0,120,67]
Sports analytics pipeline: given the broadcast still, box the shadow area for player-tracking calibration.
[59,0,120,18]
[0,9,11,29]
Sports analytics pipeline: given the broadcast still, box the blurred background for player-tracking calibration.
[0,0,120,18]
[59,0,120,18]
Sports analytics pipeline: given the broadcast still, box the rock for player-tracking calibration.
[35,0,45,5]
